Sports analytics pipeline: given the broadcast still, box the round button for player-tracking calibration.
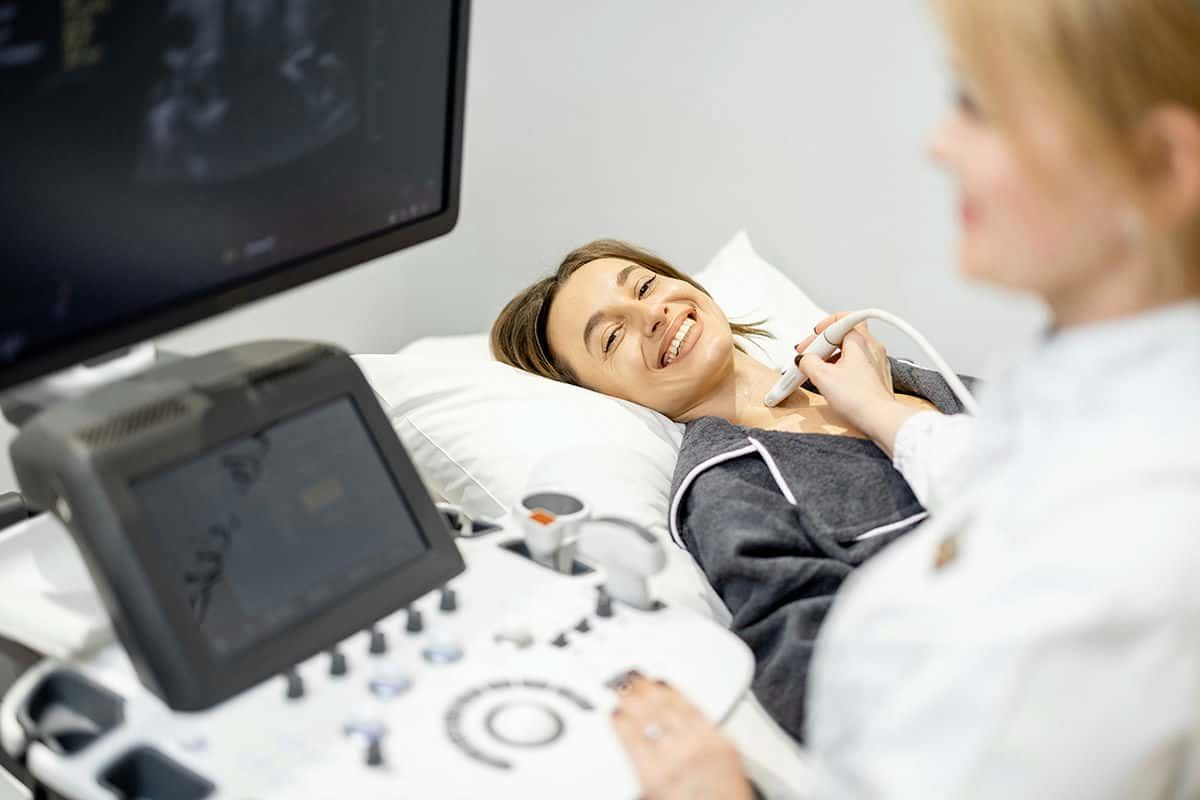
[493,627,534,649]
[176,735,208,753]
[422,632,464,665]
[343,716,386,741]
[368,669,412,699]
[484,702,564,748]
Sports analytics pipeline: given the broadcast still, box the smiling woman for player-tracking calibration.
[492,239,939,434]
[490,240,768,399]
[544,252,741,421]
[489,239,976,742]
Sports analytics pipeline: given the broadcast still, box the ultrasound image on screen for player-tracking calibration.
[0,0,455,370]
[131,397,431,656]
[136,0,360,184]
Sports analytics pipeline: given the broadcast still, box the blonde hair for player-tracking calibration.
[931,0,1200,263]
[491,240,770,386]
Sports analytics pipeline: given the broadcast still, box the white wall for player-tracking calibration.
[0,0,1043,492]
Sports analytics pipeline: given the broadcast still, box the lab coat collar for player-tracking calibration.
[1039,299,1200,361]
[978,299,1200,469]
[998,300,1200,410]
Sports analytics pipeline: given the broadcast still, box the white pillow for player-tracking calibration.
[356,348,683,525]
[355,229,826,542]
[699,231,828,370]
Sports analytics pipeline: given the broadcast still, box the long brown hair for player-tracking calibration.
[491,239,770,386]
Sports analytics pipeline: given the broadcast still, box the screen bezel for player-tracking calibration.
[82,349,465,710]
[0,0,470,394]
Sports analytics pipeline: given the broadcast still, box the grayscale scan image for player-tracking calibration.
[138,0,360,183]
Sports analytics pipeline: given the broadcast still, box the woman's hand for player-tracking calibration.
[611,675,754,800]
[795,312,917,454]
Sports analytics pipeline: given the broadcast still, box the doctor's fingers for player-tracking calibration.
[840,330,894,392]
[846,326,887,360]
[794,312,853,354]
[611,683,698,781]
[612,711,741,800]
[612,680,748,800]
[617,676,708,728]
[794,312,873,357]
[811,311,864,336]
[802,331,886,385]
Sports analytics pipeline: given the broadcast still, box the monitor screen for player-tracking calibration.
[0,0,467,392]
[131,395,431,657]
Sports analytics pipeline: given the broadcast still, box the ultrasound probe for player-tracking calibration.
[763,308,980,415]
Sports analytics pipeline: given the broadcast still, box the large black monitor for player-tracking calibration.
[0,0,469,393]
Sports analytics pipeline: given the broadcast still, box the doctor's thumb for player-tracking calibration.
[798,352,832,386]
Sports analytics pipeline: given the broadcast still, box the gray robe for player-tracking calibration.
[668,359,976,742]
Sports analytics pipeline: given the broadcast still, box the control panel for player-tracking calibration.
[1,520,754,799]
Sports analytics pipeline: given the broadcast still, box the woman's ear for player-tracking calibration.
[1138,106,1200,231]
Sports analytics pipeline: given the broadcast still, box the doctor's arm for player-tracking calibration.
[808,494,1200,799]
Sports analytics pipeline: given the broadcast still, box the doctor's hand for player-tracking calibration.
[795,312,894,409]
[611,675,754,800]
[795,312,919,456]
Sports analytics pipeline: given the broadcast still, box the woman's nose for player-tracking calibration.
[647,305,670,336]
[927,113,956,166]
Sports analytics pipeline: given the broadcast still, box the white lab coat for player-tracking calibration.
[806,301,1200,799]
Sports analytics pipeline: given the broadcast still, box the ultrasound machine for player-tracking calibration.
[0,3,755,798]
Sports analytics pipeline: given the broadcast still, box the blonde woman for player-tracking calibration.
[609,1,1200,797]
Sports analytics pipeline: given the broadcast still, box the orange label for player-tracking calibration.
[529,509,556,526]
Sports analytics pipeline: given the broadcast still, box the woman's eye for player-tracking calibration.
[638,276,655,299]
[604,328,619,354]
[953,85,980,118]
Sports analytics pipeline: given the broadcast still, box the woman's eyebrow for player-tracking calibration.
[583,264,643,353]
[583,311,605,353]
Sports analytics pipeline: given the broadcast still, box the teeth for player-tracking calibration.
[664,318,695,366]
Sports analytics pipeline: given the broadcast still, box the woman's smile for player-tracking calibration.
[661,312,702,368]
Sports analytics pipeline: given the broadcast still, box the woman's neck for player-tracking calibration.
[676,349,834,429]
[1049,245,1200,329]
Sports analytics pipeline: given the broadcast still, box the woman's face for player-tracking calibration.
[928,66,1134,306]
[545,257,733,418]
